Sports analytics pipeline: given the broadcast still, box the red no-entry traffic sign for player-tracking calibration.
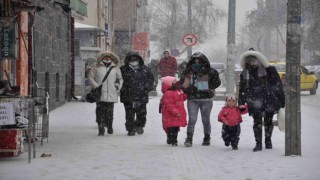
[182,34,198,46]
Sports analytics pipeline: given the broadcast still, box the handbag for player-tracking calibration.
[86,66,114,103]
[277,108,285,132]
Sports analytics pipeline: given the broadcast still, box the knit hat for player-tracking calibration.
[225,95,237,106]
[225,95,237,102]
[161,76,176,93]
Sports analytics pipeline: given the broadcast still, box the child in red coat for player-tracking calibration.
[160,76,188,146]
[218,95,248,150]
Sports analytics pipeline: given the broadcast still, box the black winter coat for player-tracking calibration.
[120,51,154,104]
[180,52,221,99]
[238,66,285,116]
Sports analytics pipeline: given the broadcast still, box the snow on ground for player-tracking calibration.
[1,87,320,180]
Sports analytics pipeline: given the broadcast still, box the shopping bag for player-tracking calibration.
[86,85,102,103]
[277,108,285,132]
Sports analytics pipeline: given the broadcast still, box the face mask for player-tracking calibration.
[191,64,202,72]
[130,61,139,67]
[103,59,112,64]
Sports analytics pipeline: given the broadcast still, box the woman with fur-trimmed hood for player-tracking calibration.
[88,51,123,136]
[238,48,285,152]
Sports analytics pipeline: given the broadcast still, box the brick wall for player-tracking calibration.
[31,0,72,110]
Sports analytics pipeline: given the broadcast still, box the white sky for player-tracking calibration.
[195,0,258,53]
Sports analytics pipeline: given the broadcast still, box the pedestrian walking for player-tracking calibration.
[120,51,154,136]
[148,59,160,91]
[178,61,188,78]
[180,52,221,147]
[88,52,123,136]
[160,76,187,146]
[218,95,248,150]
[158,50,178,78]
[238,48,285,152]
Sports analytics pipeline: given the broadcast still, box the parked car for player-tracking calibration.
[269,62,318,95]
[210,63,226,86]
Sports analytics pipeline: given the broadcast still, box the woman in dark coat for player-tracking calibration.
[180,52,221,147]
[120,51,154,136]
[238,49,285,152]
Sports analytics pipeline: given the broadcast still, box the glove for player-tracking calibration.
[239,105,246,112]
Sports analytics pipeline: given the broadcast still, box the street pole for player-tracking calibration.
[187,0,192,58]
[226,0,236,94]
[285,0,301,156]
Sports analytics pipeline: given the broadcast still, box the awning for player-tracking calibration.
[69,0,87,17]
[75,22,99,30]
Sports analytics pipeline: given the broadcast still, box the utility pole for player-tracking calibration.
[171,0,177,49]
[226,0,236,94]
[187,0,192,58]
[285,0,301,156]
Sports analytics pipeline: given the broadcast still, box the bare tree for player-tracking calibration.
[149,0,225,54]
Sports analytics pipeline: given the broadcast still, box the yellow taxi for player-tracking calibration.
[269,61,318,95]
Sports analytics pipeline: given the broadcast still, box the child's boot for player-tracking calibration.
[172,128,178,146]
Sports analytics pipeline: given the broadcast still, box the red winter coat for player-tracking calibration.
[158,56,178,77]
[160,83,187,132]
[217,105,248,126]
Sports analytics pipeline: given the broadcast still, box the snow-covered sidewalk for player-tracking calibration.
[1,92,320,180]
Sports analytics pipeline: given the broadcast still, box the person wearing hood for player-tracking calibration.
[120,51,154,136]
[148,59,160,91]
[88,52,123,136]
[180,52,221,147]
[238,48,285,152]
[178,61,188,78]
[158,50,178,78]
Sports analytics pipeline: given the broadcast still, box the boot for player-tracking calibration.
[136,127,144,135]
[184,132,193,147]
[265,138,272,149]
[253,124,262,152]
[171,129,178,146]
[253,143,262,152]
[167,133,172,145]
[107,126,113,134]
[231,144,238,150]
[265,126,273,149]
[98,123,105,136]
[202,134,211,146]
[127,129,136,136]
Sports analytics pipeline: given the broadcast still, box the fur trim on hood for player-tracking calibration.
[97,51,119,65]
[240,50,269,69]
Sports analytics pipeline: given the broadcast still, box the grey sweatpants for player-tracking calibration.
[187,100,213,135]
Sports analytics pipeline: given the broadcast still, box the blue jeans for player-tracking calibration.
[187,100,213,135]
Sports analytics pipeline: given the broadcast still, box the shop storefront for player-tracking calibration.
[0,0,87,163]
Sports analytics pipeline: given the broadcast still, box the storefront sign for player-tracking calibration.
[131,32,149,60]
[0,102,15,125]
[0,17,15,60]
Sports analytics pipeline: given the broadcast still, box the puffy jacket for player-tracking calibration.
[218,105,248,126]
[158,56,178,77]
[120,51,154,104]
[88,52,123,102]
[160,82,187,132]
[238,50,285,115]
[180,52,221,100]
